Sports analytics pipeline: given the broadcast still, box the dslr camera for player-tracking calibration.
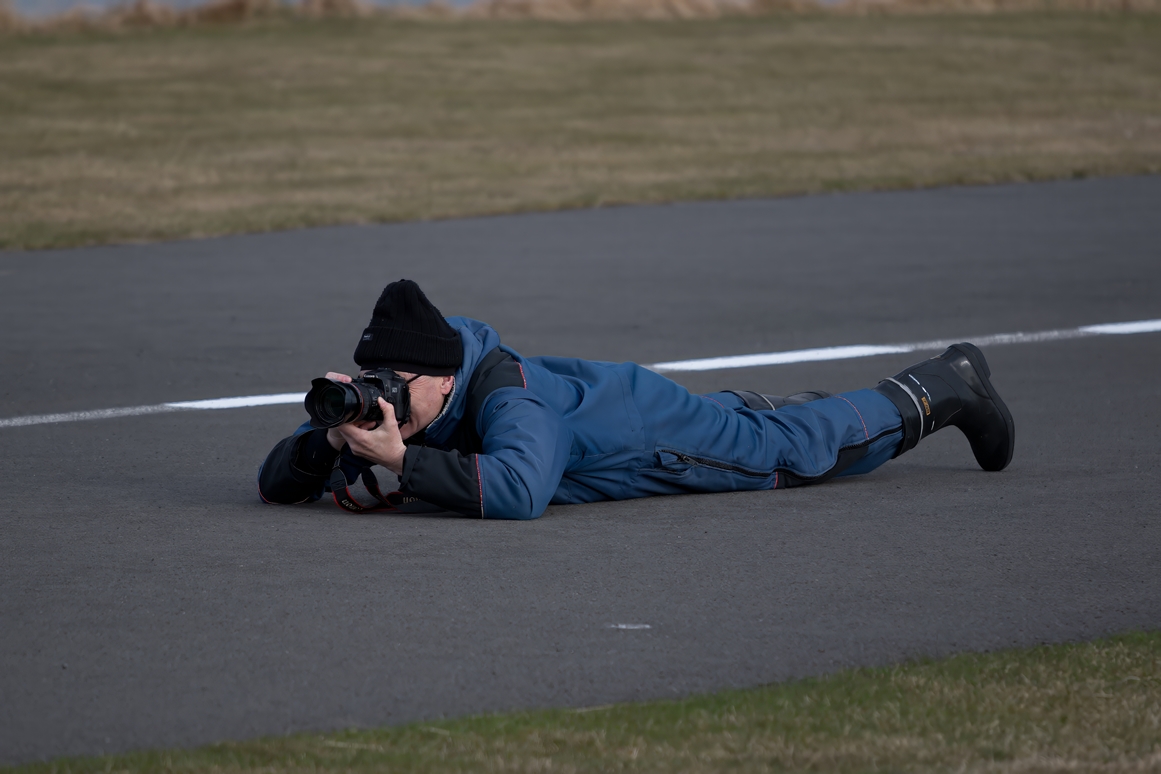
[304,369,411,429]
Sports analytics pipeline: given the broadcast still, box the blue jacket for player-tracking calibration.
[259,317,905,519]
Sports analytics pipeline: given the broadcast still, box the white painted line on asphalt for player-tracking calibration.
[0,393,305,429]
[608,624,652,629]
[648,317,1161,373]
[0,404,181,428]
[166,393,305,410]
[1079,319,1161,335]
[0,318,1158,429]
[652,344,911,372]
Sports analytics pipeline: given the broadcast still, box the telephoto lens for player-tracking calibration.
[304,370,411,429]
[305,379,374,428]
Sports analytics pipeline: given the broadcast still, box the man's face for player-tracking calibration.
[362,370,454,441]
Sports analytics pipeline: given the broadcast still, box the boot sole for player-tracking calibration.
[948,342,1015,471]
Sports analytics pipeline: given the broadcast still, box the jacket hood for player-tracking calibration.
[420,317,503,445]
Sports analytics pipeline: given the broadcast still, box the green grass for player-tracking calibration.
[2,13,1160,250]
[9,632,1161,773]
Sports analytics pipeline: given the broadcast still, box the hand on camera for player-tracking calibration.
[334,397,408,475]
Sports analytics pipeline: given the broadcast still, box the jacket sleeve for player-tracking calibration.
[257,422,340,504]
[398,389,571,520]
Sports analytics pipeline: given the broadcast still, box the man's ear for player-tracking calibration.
[440,375,455,395]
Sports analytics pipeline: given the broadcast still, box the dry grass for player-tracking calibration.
[8,632,1161,773]
[2,0,1160,32]
[1,12,1159,249]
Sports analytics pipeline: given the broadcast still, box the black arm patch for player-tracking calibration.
[399,446,482,517]
[258,431,333,504]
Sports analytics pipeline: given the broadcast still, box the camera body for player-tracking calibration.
[304,368,412,429]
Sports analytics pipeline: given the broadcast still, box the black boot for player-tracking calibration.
[729,390,832,411]
[873,343,1014,471]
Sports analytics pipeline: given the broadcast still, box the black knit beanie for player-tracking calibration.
[353,280,463,376]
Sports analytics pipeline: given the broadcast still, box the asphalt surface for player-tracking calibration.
[1,176,1159,765]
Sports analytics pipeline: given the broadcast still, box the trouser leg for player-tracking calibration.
[766,389,904,486]
[834,426,905,478]
[700,388,904,487]
[727,389,832,411]
[711,341,1013,487]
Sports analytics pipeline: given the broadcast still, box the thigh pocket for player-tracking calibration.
[633,447,773,495]
[656,449,695,475]
[656,447,769,479]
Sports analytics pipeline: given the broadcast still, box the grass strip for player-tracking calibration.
[2,13,1160,250]
[5,0,1160,32]
[9,631,1161,773]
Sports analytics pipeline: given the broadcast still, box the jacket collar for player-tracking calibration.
[418,317,502,445]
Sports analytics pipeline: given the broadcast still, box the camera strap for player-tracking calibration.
[328,451,398,514]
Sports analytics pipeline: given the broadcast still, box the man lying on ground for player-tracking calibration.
[258,279,1014,518]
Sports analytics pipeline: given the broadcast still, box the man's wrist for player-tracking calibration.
[385,441,408,475]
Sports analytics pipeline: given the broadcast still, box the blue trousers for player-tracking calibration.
[717,389,903,479]
[621,387,905,498]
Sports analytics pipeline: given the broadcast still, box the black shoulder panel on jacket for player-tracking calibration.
[466,346,526,422]
[395,347,527,515]
[440,347,527,455]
